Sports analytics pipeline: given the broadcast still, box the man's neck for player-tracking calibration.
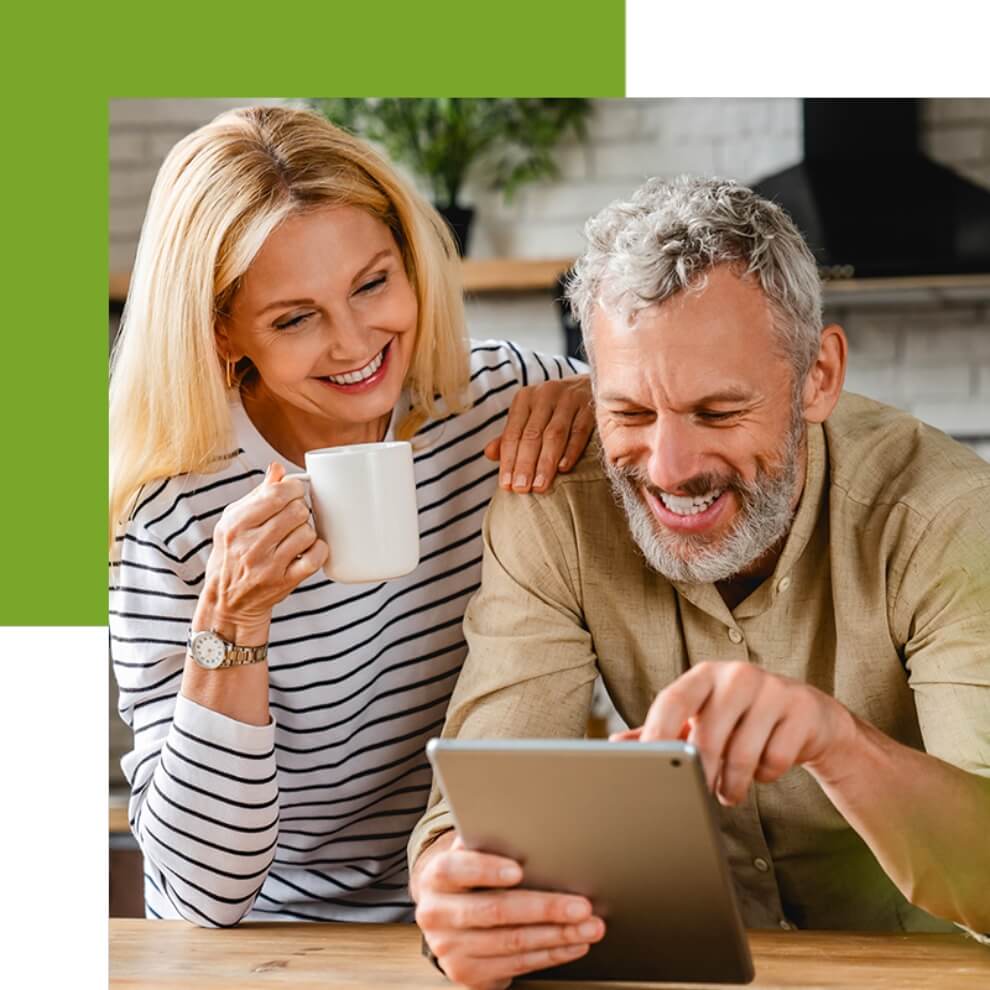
[715,543,783,610]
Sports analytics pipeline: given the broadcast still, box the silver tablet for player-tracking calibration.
[426,739,754,984]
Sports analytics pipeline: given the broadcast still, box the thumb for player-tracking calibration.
[266,461,287,484]
[483,436,501,461]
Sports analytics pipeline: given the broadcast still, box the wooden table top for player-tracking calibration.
[109,919,990,989]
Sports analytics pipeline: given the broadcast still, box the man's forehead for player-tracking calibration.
[588,283,788,404]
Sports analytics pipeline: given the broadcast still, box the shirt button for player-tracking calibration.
[728,628,744,644]
[777,576,791,593]
[753,857,770,873]
[779,919,794,931]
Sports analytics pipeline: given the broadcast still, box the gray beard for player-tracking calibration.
[603,419,804,585]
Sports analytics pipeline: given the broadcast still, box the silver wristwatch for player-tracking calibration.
[187,629,269,670]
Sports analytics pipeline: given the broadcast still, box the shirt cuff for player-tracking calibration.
[407,807,455,873]
[174,692,276,754]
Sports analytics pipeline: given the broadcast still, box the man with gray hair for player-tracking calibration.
[409,177,990,989]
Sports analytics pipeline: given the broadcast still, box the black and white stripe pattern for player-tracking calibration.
[111,340,584,926]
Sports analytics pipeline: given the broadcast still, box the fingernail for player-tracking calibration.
[558,458,569,470]
[533,474,546,489]
[499,865,521,883]
[578,920,600,938]
[514,473,528,489]
[566,901,587,920]
[501,472,512,488]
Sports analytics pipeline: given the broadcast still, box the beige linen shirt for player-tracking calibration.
[409,393,990,933]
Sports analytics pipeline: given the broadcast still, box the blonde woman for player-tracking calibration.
[109,106,593,926]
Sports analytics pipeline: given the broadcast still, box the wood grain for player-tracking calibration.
[109,920,990,989]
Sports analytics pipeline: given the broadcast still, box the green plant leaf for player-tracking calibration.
[308,98,591,208]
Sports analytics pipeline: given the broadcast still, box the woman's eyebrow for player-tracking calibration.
[255,249,395,317]
[351,248,393,282]
[257,296,315,316]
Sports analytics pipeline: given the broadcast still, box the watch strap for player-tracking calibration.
[221,642,269,666]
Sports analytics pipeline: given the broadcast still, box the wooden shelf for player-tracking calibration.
[460,258,573,293]
[820,272,990,305]
[109,266,990,305]
[109,802,130,834]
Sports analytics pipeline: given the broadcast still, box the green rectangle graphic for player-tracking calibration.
[0,1,625,625]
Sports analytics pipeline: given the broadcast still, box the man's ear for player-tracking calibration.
[802,324,847,424]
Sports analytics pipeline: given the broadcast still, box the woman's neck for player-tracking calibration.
[241,384,390,467]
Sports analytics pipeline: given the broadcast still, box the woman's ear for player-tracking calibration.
[802,324,847,424]
[214,321,243,365]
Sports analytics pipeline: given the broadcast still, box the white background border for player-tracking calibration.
[628,0,990,97]
[3,628,107,987]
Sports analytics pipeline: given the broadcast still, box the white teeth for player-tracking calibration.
[658,488,723,516]
[325,348,385,385]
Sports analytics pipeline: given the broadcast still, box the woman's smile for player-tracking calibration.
[316,340,392,392]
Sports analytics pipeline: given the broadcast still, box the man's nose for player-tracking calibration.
[646,415,706,493]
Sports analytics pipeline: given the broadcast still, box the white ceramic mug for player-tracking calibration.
[287,441,419,583]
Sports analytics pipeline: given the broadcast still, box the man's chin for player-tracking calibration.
[624,500,742,584]
[642,534,744,585]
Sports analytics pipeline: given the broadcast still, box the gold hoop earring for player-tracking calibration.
[226,357,234,390]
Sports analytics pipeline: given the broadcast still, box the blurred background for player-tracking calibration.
[109,97,990,913]
[110,97,990,449]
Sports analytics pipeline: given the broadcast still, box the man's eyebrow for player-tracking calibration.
[255,249,394,317]
[597,386,756,408]
[691,387,754,405]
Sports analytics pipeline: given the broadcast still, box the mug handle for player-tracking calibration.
[282,473,317,531]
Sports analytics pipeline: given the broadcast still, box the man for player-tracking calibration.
[409,176,990,989]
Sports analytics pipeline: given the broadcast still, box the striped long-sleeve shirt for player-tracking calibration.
[110,340,585,926]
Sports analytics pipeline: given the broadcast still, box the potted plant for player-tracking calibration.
[309,98,591,255]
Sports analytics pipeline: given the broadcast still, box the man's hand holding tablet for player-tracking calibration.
[411,831,606,990]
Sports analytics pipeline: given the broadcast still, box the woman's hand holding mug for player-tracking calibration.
[195,462,329,645]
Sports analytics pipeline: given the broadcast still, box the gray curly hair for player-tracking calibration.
[566,175,824,383]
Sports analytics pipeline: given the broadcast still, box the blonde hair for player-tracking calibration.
[109,105,469,543]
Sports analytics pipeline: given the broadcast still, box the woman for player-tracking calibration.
[109,105,592,926]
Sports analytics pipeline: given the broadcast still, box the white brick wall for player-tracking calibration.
[466,98,802,260]
[923,98,990,189]
[829,300,990,443]
[109,98,284,271]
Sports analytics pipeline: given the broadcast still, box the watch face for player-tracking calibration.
[191,632,226,669]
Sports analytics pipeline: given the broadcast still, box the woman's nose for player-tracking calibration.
[321,306,370,361]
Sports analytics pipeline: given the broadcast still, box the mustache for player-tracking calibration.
[607,461,748,499]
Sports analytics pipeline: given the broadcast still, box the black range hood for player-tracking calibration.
[752,99,990,279]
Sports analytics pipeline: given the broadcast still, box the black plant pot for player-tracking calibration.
[436,204,475,257]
